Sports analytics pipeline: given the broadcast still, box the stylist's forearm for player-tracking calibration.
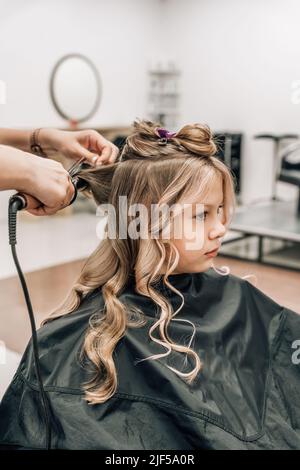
[0,128,33,152]
[0,128,57,154]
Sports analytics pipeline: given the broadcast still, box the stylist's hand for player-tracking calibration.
[0,146,75,216]
[25,155,75,216]
[40,129,119,166]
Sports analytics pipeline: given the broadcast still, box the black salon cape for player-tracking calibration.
[0,268,300,450]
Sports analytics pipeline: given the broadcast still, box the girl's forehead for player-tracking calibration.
[202,188,224,206]
[181,183,224,207]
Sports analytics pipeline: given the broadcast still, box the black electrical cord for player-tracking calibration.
[7,168,88,450]
[8,195,52,450]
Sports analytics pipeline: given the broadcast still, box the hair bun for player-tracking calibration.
[120,120,217,161]
[174,123,217,157]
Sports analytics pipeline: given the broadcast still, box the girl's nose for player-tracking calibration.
[208,220,226,240]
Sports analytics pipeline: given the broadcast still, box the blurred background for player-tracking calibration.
[1,0,300,396]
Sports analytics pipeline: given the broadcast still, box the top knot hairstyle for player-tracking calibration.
[75,119,223,208]
[121,120,217,161]
[44,119,237,405]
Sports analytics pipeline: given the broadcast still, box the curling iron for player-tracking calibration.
[9,157,89,213]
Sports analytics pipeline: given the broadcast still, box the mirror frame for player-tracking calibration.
[49,53,102,123]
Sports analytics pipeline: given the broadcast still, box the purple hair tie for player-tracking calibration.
[155,127,177,145]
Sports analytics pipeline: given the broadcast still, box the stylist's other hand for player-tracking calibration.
[40,128,119,166]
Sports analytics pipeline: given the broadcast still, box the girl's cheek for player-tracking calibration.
[183,230,206,251]
[171,218,207,252]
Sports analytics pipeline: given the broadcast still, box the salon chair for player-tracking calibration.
[254,134,299,204]
[254,134,300,215]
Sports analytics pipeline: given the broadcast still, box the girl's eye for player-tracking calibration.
[195,212,207,221]
[194,205,224,221]
[218,205,224,214]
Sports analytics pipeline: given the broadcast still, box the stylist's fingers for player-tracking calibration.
[27,206,47,216]
[89,130,118,164]
[27,198,69,216]
[67,133,119,166]
[72,143,99,166]
[46,178,75,213]
[94,145,111,165]
[27,176,75,216]
[111,144,120,163]
[61,177,75,207]
[96,141,119,165]
[19,194,41,211]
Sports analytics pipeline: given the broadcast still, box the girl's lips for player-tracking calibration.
[205,248,219,257]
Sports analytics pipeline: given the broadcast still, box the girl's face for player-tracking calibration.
[166,176,226,274]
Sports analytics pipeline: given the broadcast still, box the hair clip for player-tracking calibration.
[155,127,177,145]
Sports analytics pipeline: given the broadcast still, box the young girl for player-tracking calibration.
[0,120,299,450]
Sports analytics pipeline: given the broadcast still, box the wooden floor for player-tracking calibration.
[0,259,85,354]
[0,256,299,354]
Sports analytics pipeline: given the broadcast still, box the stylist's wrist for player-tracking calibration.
[0,145,35,192]
[16,153,39,193]
[35,128,59,155]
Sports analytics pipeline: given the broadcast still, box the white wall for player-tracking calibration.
[162,0,300,203]
[0,0,162,128]
[0,0,162,218]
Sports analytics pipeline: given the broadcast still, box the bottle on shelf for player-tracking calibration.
[146,60,181,129]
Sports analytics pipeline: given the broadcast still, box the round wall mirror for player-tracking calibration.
[50,53,101,126]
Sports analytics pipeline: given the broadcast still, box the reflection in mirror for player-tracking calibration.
[50,53,101,127]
